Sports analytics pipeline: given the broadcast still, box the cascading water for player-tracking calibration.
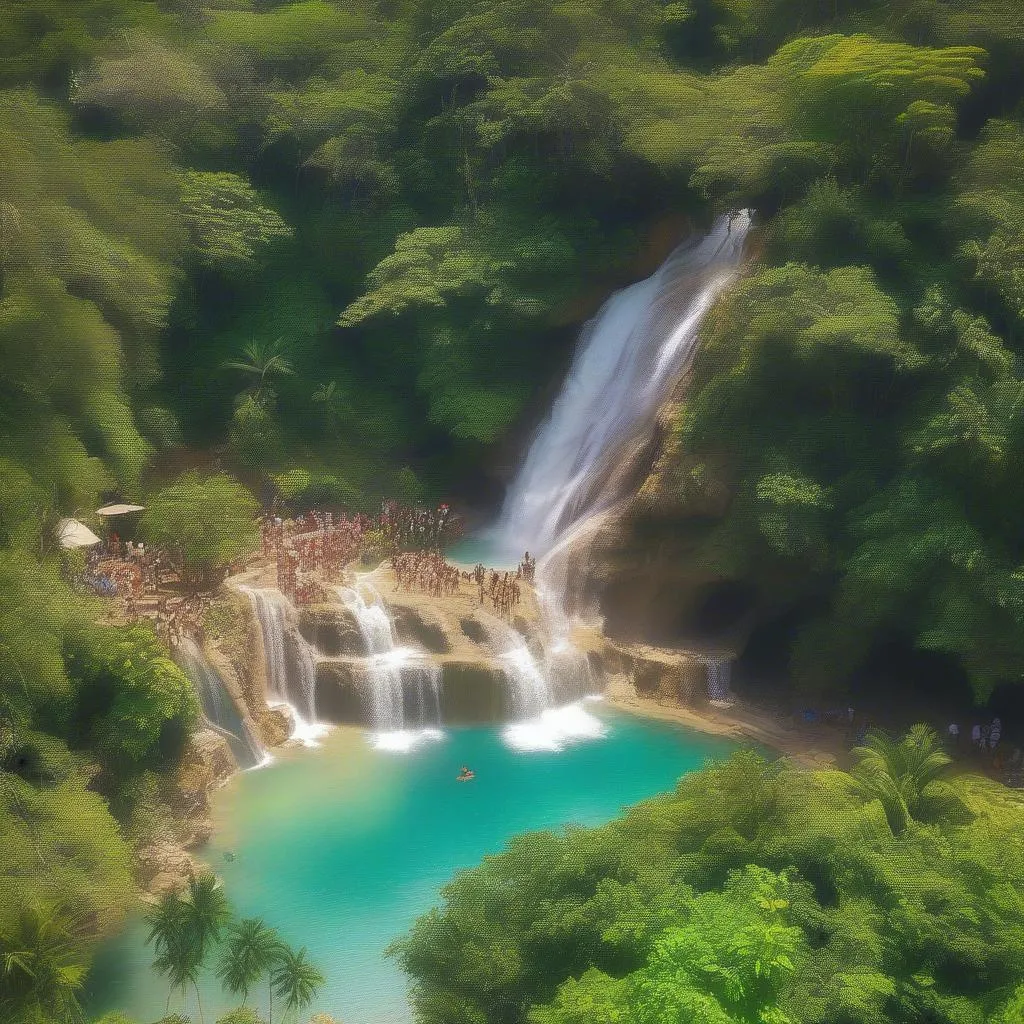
[495,210,752,560]
[485,212,751,746]
[500,644,550,720]
[175,638,268,770]
[336,582,444,752]
[240,586,329,746]
[478,618,605,752]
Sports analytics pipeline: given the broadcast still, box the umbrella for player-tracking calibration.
[96,503,146,516]
[56,518,102,549]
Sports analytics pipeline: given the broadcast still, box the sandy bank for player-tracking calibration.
[604,679,844,769]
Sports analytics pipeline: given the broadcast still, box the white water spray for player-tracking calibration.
[336,582,445,752]
[240,586,329,746]
[495,210,752,560]
[175,637,269,770]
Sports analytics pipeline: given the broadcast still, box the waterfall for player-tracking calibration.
[336,582,444,752]
[499,645,550,720]
[481,213,751,746]
[175,638,268,770]
[240,586,329,746]
[494,210,752,561]
[480,619,606,753]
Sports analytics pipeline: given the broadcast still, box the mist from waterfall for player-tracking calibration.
[494,210,752,561]
[336,582,444,753]
[480,617,606,752]
[175,637,269,770]
[240,586,329,746]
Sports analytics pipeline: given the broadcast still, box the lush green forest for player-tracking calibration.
[393,736,1024,1024]
[2,0,1024,1022]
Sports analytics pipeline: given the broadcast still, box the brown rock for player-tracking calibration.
[263,702,295,745]
[392,604,452,654]
[299,603,363,655]
[137,841,195,896]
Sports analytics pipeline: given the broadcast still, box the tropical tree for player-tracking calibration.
[0,905,87,1024]
[147,872,231,1024]
[222,339,295,408]
[217,918,283,1016]
[216,1008,266,1024]
[850,724,952,833]
[147,890,194,1015]
[141,473,260,590]
[271,945,325,1023]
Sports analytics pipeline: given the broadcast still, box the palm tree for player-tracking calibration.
[851,724,952,834]
[147,872,231,1023]
[311,380,353,435]
[271,944,325,1023]
[183,871,232,1024]
[222,338,295,406]
[217,917,283,1015]
[0,905,87,1023]
[146,890,193,1014]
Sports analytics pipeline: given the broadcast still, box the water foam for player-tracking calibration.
[370,727,446,754]
[501,701,609,752]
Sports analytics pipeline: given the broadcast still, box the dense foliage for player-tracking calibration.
[393,740,1024,1024]
[141,473,260,589]
[2,0,1024,1022]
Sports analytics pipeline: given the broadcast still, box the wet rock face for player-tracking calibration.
[460,617,487,644]
[314,656,509,726]
[137,841,196,897]
[315,659,366,723]
[264,702,295,745]
[392,605,452,653]
[298,604,362,655]
[437,660,507,723]
[598,642,707,706]
[177,728,237,800]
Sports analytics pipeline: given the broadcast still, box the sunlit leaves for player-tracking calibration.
[141,472,260,585]
[955,119,1024,323]
[179,171,292,273]
[72,30,226,128]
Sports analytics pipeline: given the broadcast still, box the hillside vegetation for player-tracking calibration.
[2,1,1024,1022]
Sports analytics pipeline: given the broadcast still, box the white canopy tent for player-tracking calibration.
[96,503,146,516]
[56,518,102,549]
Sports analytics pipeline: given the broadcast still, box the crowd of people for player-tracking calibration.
[261,510,368,604]
[945,716,1023,784]
[475,566,523,618]
[83,537,214,644]
[258,502,465,604]
[378,501,461,553]
[394,551,464,597]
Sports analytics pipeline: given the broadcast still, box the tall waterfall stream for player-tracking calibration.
[230,214,750,753]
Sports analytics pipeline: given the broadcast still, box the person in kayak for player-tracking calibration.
[457,765,475,781]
